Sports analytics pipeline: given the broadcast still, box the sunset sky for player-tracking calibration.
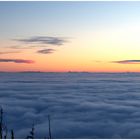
[1,1,140,72]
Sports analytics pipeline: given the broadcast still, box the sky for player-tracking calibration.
[1,1,140,72]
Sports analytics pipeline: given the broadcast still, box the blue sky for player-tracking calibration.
[1,1,140,39]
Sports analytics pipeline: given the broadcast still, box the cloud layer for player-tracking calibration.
[112,60,140,64]
[1,73,140,138]
[0,59,35,64]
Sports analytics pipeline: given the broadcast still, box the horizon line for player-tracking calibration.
[0,71,140,73]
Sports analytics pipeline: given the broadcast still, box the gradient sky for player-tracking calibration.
[1,1,140,72]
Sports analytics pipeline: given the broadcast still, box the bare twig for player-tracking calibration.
[48,115,52,139]
[26,124,35,139]
[11,129,14,139]
[0,108,3,139]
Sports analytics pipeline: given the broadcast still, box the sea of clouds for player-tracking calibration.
[1,72,140,138]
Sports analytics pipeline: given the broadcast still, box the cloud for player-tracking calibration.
[15,36,68,46]
[9,45,49,49]
[37,49,55,54]
[10,36,69,55]
[7,46,21,49]
[1,73,140,138]
[0,51,20,54]
[0,59,35,64]
[93,60,103,63]
[112,60,140,64]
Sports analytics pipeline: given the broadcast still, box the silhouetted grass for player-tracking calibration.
[26,124,35,139]
[11,129,14,139]
[0,107,52,139]
[48,115,52,139]
[0,108,3,139]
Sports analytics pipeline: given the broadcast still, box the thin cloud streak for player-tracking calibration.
[0,51,20,54]
[15,36,68,46]
[0,59,35,64]
[37,49,55,54]
[112,60,140,64]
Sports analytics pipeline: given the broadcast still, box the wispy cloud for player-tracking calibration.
[0,59,35,64]
[112,60,140,64]
[93,60,103,63]
[0,51,20,54]
[37,49,55,54]
[15,36,68,46]
[10,36,70,55]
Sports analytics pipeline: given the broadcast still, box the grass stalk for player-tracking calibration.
[0,108,3,139]
[48,115,52,139]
